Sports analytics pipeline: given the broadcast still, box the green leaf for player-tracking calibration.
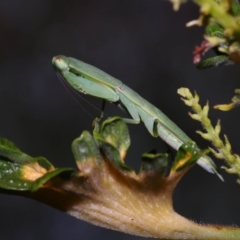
[72,131,103,164]
[93,117,132,171]
[73,118,132,173]
[0,138,53,169]
[171,141,200,172]
[98,139,132,172]
[197,55,234,69]
[101,117,130,151]
[31,168,75,192]
[205,23,224,38]
[0,137,65,191]
[94,117,130,162]
[0,138,22,152]
[0,160,32,190]
[140,152,169,177]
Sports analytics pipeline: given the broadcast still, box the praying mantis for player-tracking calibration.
[52,55,223,180]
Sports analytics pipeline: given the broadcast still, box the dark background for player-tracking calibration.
[0,0,240,239]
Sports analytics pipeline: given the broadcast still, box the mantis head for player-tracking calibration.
[52,55,69,73]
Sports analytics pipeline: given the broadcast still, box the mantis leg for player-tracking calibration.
[118,93,141,124]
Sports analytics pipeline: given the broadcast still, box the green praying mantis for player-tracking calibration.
[52,55,223,180]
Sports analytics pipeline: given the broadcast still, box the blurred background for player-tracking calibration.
[0,0,240,239]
